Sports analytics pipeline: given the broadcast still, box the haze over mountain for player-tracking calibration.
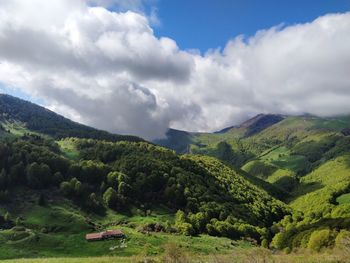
[0,0,350,139]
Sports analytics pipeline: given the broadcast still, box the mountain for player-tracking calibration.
[1,94,350,259]
[0,94,289,259]
[235,113,284,136]
[155,114,285,155]
[155,114,350,167]
[154,113,350,252]
[0,94,142,142]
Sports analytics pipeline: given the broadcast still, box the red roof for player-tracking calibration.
[85,230,124,240]
[85,232,103,240]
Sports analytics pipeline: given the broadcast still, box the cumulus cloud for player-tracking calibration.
[0,0,349,139]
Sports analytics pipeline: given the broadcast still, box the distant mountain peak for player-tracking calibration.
[240,114,285,136]
[214,114,285,137]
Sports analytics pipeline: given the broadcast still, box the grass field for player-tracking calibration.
[271,155,307,173]
[336,193,350,204]
[57,139,80,160]
[290,155,350,213]
[1,248,350,263]
[1,121,30,136]
[260,146,291,162]
[0,192,247,260]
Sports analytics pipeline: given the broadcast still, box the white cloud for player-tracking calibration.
[0,0,349,139]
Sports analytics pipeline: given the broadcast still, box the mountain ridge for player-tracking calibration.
[1,94,350,258]
[0,93,143,142]
[0,94,291,259]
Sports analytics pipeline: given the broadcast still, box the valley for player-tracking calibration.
[1,94,350,262]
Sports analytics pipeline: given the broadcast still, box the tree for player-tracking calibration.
[261,239,269,248]
[107,171,119,188]
[335,230,350,249]
[0,169,7,190]
[103,187,118,209]
[270,232,287,250]
[52,172,63,185]
[9,162,25,185]
[0,190,9,203]
[308,229,331,251]
[86,193,102,211]
[175,210,195,235]
[80,160,108,184]
[38,193,46,206]
[4,211,11,222]
[60,181,73,196]
[118,181,131,196]
[26,162,52,188]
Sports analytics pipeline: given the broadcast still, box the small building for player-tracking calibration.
[85,230,125,241]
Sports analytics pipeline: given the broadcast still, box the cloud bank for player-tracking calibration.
[0,0,350,139]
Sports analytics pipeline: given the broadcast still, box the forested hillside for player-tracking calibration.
[0,94,142,142]
[1,94,350,259]
[155,114,350,252]
[0,94,291,259]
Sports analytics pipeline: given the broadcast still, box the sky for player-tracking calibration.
[0,0,350,139]
[154,0,350,52]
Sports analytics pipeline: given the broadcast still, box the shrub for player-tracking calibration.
[261,239,268,248]
[335,230,350,249]
[271,232,287,249]
[307,229,332,251]
[177,222,195,236]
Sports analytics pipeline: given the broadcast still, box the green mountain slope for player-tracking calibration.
[155,113,350,252]
[290,154,350,215]
[0,94,142,142]
[2,94,350,257]
[0,94,289,259]
[156,114,350,185]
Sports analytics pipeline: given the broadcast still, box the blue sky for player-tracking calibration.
[2,0,349,102]
[153,0,350,52]
[1,0,350,138]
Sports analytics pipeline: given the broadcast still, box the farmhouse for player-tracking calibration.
[85,230,125,241]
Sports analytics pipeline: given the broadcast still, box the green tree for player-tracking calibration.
[118,181,131,196]
[107,171,119,188]
[26,162,52,188]
[38,193,46,206]
[60,181,73,196]
[308,229,332,251]
[0,169,7,190]
[4,211,11,222]
[335,230,350,249]
[103,187,118,209]
[9,162,25,185]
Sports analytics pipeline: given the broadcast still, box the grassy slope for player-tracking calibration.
[337,193,350,204]
[0,197,245,259]
[2,249,350,263]
[157,115,347,169]
[2,137,277,260]
[290,154,350,215]
[2,95,350,259]
[57,139,79,160]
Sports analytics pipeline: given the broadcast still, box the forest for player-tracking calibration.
[1,94,350,261]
